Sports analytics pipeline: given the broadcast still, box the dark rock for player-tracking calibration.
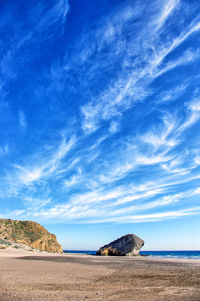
[96,234,144,256]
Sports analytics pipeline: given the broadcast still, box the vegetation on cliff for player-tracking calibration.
[0,219,62,253]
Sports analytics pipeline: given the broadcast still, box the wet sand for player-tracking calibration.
[0,250,200,300]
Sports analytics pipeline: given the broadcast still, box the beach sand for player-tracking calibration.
[0,249,200,300]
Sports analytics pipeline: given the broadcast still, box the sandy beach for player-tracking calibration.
[0,249,200,301]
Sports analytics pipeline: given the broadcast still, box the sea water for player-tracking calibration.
[64,250,200,259]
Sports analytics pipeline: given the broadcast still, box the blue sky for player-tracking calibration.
[0,0,200,250]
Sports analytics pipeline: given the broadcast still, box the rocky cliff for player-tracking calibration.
[97,234,144,256]
[0,219,62,253]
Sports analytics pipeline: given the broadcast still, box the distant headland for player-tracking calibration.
[0,218,62,253]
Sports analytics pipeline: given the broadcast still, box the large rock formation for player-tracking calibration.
[96,234,144,256]
[0,219,62,253]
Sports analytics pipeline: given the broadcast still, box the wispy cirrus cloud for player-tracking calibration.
[1,136,76,202]
[18,186,200,223]
[154,0,179,31]
[17,136,76,185]
[77,3,200,135]
[1,0,200,229]
[101,207,200,224]
[0,0,69,91]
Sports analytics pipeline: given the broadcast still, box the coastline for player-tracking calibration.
[1,249,200,300]
[64,249,200,260]
[2,247,200,263]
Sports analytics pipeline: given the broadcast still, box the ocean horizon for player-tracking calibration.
[64,250,200,259]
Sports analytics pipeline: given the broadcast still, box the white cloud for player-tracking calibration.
[63,175,80,188]
[108,207,200,223]
[19,110,27,129]
[158,84,186,103]
[156,49,200,78]
[1,1,200,228]
[112,192,181,215]
[28,196,200,223]
[11,136,76,187]
[0,144,9,156]
[78,6,200,135]
[155,0,179,31]
[25,197,51,209]
[141,114,178,151]
[90,135,108,149]
[194,156,200,166]
[114,188,164,206]
[109,121,119,134]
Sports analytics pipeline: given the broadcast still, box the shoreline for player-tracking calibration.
[1,249,200,300]
[1,247,200,263]
[63,249,200,260]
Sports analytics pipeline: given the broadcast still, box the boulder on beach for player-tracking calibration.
[96,234,144,256]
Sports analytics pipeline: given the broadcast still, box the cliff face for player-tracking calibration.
[0,219,62,253]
